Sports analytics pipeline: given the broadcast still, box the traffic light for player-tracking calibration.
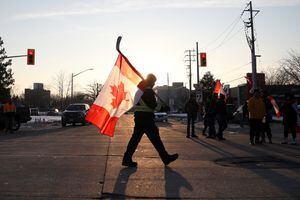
[27,49,35,65]
[200,52,207,67]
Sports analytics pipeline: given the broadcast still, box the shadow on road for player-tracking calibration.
[0,127,65,141]
[165,166,193,199]
[156,121,173,127]
[190,136,300,197]
[111,167,137,199]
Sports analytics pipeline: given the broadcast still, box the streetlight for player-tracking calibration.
[71,68,94,99]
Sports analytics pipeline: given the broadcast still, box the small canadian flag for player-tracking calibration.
[86,53,144,137]
[213,80,226,98]
[267,96,280,118]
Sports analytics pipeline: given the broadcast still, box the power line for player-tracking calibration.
[224,76,244,84]
[201,13,243,50]
[218,62,251,77]
[208,25,244,54]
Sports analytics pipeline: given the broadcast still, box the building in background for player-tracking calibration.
[24,83,50,111]
[230,84,300,107]
[155,82,189,113]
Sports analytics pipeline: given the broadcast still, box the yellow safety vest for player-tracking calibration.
[135,99,155,113]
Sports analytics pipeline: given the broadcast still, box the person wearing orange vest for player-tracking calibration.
[3,99,16,133]
[247,89,266,145]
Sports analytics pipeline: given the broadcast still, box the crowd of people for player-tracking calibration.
[185,89,298,145]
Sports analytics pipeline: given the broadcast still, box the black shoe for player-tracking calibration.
[249,142,255,145]
[255,140,262,144]
[186,135,190,138]
[206,135,216,139]
[122,160,137,167]
[163,154,179,166]
[191,135,197,138]
[218,137,226,141]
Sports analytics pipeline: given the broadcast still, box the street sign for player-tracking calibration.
[196,90,203,103]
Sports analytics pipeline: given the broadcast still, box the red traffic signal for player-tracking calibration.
[200,52,207,67]
[27,49,35,65]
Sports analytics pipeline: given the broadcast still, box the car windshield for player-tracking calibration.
[66,104,85,111]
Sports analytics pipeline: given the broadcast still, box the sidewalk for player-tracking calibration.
[102,115,300,199]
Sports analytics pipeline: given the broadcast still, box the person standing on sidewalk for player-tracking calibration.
[247,89,266,145]
[122,74,179,167]
[280,93,297,145]
[3,99,16,134]
[215,94,227,140]
[206,94,217,139]
[184,93,199,138]
[260,90,273,144]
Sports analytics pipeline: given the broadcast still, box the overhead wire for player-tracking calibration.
[224,76,245,84]
[201,13,243,50]
[218,62,251,78]
[206,15,243,53]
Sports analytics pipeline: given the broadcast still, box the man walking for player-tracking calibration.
[122,74,178,167]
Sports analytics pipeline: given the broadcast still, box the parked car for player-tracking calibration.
[47,108,61,116]
[30,108,39,116]
[61,103,90,126]
[226,104,235,120]
[154,112,168,122]
[231,105,248,125]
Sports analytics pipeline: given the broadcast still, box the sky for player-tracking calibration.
[1,0,300,96]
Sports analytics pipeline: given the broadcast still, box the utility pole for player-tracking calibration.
[243,1,260,90]
[196,42,200,85]
[184,49,195,96]
[167,73,170,86]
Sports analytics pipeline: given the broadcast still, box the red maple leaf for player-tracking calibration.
[110,82,127,109]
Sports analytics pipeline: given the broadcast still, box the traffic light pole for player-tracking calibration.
[5,55,27,59]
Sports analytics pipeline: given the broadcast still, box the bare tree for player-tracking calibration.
[281,50,300,85]
[263,67,290,85]
[264,51,300,85]
[85,81,102,101]
[52,71,71,99]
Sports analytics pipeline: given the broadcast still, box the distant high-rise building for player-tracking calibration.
[25,83,50,111]
[33,83,44,90]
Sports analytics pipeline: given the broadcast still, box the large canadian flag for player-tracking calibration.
[86,54,144,137]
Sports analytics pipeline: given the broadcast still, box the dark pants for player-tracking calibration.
[187,114,196,137]
[5,113,15,133]
[261,121,272,141]
[249,119,262,143]
[202,115,208,134]
[216,114,227,139]
[284,123,297,139]
[207,114,216,137]
[123,119,169,162]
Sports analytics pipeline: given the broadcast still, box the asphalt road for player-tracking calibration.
[0,115,300,199]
